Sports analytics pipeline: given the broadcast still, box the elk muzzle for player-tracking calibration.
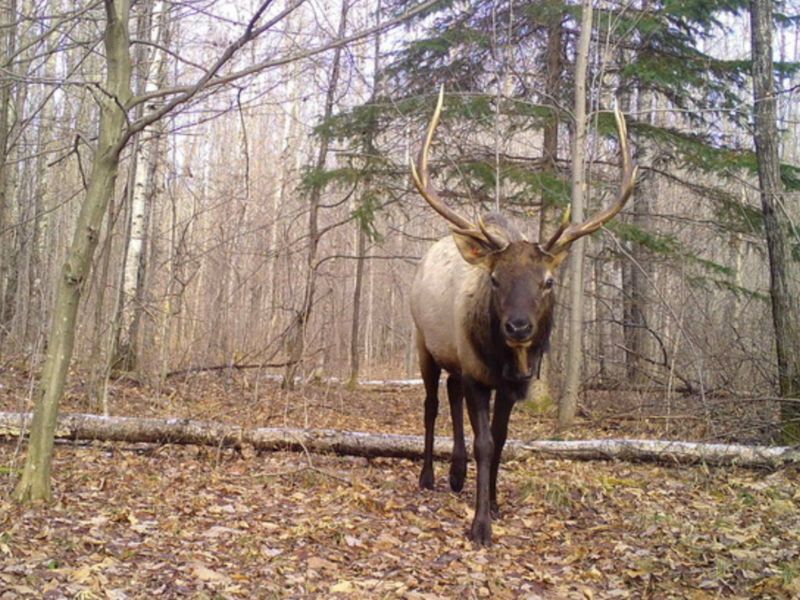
[504,317,533,341]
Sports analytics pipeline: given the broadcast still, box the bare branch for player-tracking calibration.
[125,0,440,128]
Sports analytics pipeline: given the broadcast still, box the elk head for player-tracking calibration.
[410,86,637,381]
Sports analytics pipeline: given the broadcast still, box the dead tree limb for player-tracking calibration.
[1,412,798,469]
[164,363,294,378]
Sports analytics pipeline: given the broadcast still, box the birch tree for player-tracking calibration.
[13,0,135,502]
[559,0,593,430]
[112,0,168,374]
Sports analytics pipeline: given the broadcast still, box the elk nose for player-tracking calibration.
[504,318,532,340]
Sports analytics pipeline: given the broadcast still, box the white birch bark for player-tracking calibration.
[116,0,166,371]
[560,0,593,429]
[2,411,797,469]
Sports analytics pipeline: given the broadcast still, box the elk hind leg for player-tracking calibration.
[447,373,467,492]
[418,344,441,490]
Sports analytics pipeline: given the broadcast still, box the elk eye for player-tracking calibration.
[490,273,499,288]
[544,276,555,289]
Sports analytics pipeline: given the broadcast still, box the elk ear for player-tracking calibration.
[451,229,498,266]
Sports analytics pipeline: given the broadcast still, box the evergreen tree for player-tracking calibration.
[317,0,799,427]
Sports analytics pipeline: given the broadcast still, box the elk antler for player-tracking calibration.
[544,106,638,255]
[542,204,571,253]
[410,86,508,251]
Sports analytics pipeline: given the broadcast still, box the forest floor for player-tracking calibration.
[0,366,798,599]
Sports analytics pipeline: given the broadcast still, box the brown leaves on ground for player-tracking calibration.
[1,370,799,598]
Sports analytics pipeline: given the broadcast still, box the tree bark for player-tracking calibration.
[348,225,367,387]
[560,0,593,430]
[749,0,800,443]
[0,0,18,335]
[12,0,134,503]
[623,80,656,385]
[2,411,798,469]
[284,0,349,388]
[348,0,381,388]
[531,1,563,410]
[114,0,166,374]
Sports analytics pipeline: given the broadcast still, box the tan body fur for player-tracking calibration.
[411,236,493,385]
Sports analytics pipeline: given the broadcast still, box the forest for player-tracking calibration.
[1,0,799,597]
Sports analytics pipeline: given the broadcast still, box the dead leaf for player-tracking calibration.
[330,580,354,593]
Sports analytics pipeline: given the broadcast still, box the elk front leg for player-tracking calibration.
[489,390,517,518]
[447,374,467,492]
[418,345,441,490]
[464,378,493,546]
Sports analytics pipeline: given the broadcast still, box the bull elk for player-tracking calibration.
[410,87,637,546]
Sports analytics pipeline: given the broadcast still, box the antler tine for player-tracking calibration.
[542,204,571,253]
[548,104,638,256]
[410,85,475,232]
[477,216,509,250]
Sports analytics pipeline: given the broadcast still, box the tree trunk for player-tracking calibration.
[623,86,656,385]
[0,0,18,336]
[749,0,800,443]
[12,0,134,503]
[348,0,381,388]
[283,0,349,388]
[348,225,367,387]
[2,411,798,469]
[114,0,166,374]
[593,251,610,385]
[559,0,593,430]
[531,1,563,410]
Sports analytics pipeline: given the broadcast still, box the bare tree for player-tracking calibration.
[0,0,18,332]
[348,0,382,388]
[112,0,168,374]
[532,1,564,409]
[13,0,136,502]
[12,0,439,502]
[13,0,301,502]
[284,0,350,388]
[749,0,800,442]
[559,0,593,430]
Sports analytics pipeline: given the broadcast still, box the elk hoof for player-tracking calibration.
[419,468,434,490]
[469,518,492,547]
[448,461,466,492]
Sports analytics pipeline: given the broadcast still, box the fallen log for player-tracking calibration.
[1,411,798,469]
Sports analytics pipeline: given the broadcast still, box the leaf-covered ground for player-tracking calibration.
[1,368,799,598]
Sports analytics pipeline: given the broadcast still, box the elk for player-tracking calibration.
[409,87,637,546]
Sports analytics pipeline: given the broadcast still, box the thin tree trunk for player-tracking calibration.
[532,3,563,409]
[0,0,18,336]
[348,0,381,388]
[593,251,610,384]
[114,0,166,373]
[87,178,121,414]
[284,0,349,388]
[13,0,134,503]
[559,0,593,430]
[348,225,367,387]
[749,0,800,443]
[624,84,656,385]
